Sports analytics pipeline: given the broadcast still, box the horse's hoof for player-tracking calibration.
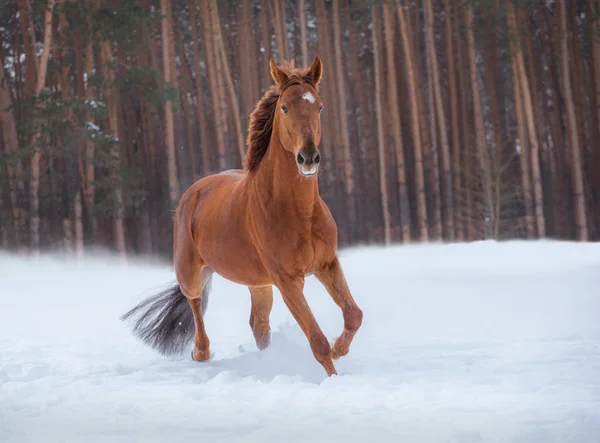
[331,339,349,360]
[330,339,341,360]
[331,348,343,360]
[191,347,211,361]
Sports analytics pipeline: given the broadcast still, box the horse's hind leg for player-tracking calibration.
[178,265,213,362]
[248,286,273,350]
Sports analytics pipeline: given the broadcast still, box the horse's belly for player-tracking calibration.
[205,248,271,287]
[196,219,271,287]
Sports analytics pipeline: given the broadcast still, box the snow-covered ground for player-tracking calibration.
[1,240,599,443]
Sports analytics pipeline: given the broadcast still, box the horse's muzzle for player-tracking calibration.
[296,147,321,176]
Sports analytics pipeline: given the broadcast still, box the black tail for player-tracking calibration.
[121,276,212,356]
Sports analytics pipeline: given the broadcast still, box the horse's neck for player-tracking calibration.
[247,138,319,219]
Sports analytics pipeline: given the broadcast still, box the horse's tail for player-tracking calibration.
[120,276,212,356]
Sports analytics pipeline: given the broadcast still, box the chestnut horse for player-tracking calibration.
[122,56,363,377]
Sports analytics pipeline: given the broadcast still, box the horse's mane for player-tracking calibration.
[244,60,318,172]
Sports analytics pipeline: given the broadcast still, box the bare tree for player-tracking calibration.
[464,5,494,238]
[397,1,428,240]
[507,4,545,237]
[160,0,180,207]
[425,0,454,241]
[558,0,588,240]
[382,3,411,241]
[372,6,392,244]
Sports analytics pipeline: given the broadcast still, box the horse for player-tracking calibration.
[121,56,363,377]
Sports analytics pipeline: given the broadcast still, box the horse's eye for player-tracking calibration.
[281,105,288,114]
[318,105,324,114]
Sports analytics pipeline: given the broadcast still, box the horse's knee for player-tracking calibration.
[346,305,363,333]
[310,333,332,362]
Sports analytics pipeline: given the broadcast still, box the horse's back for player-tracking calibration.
[179,169,244,204]
[177,168,247,230]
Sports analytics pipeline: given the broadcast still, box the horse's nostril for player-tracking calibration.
[314,153,321,164]
[297,152,306,165]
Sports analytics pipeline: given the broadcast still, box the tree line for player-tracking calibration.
[0,0,598,261]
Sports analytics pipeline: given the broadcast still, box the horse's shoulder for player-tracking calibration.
[315,198,336,227]
[313,198,337,249]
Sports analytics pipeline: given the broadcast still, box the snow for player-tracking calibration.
[1,240,599,443]
[84,99,104,109]
[86,121,100,131]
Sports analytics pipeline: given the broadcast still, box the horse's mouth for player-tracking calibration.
[298,164,319,177]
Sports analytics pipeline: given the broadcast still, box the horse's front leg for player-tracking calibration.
[315,256,363,360]
[276,278,338,376]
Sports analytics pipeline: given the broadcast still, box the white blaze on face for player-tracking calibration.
[301,91,316,104]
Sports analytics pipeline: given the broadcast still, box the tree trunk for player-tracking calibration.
[332,0,356,237]
[506,6,534,238]
[591,0,600,141]
[63,217,73,255]
[589,0,600,235]
[74,192,84,260]
[464,5,494,238]
[507,5,545,238]
[445,0,463,241]
[313,0,342,220]
[425,0,454,241]
[540,4,570,238]
[456,11,475,240]
[201,0,228,170]
[512,63,535,238]
[211,0,246,165]
[0,54,25,247]
[348,7,375,242]
[397,1,428,241]
[260,0,273,89]
[382,3,411,242]
[423,0,442,240]
[189,0,211,176]
[372,6,392,245]
[81,19,98,243]
[272,0,289,60]
[238,0,260,131]
[558,0,588,240]
[298,0,308,66]
[17,0,38,97]
[25,0,56,256]
[160,0,180,207]
[100,39,126,257]
[172,0,198,183]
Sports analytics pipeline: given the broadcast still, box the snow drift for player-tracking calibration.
[1,240,599,442]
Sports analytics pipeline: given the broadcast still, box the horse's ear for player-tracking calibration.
[270,58,288,88]
[305,56,323,87]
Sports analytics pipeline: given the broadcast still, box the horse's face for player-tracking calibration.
[271,57,324,177]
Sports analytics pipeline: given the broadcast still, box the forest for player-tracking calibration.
[0,0,598,260]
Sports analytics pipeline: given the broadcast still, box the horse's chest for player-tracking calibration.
[293,232,316,270]
[273,223,332,274]
[257,202,337,277]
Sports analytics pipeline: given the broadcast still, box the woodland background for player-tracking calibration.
[0,0,598,261]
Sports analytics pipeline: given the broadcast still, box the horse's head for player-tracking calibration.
[270,56,324,177]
